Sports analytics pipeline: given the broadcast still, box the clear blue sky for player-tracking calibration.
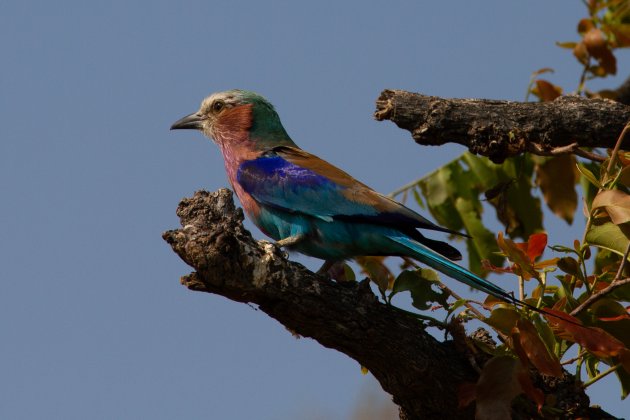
[2,1,628,418]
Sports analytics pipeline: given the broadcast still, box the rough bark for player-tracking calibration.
[374,89,630,163]
[163,189,615,419]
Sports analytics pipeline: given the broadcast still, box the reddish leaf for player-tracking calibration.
[497,232,538,280]
[526,233,548,261]
[598,313,630,322]
[577,18,595,35]
[583,28,617,75]
[533,80,562,102]
[584,28,608,57]
[512,319,563,377]
[543,309,630,371]
[534,258,560,270]
[618,151,630,167]
[481,259,513,275]
[516,368,545,413]
[598,47,617,75]
[573,41,589,64]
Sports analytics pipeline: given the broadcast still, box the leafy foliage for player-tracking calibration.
[533,0,630,98]
[349,1,630,413]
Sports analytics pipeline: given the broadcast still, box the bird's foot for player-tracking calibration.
[274,234,305,248]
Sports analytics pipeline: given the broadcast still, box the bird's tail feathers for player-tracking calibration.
[386,235,589,327]
[387,234,517,304]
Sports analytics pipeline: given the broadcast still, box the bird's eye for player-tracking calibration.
[212,100,225,112]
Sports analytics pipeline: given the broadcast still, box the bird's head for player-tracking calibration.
[171,90,294,149]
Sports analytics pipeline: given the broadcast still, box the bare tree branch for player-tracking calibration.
[162,189,613,419]
[162,189,476,418]
[374,89,630,163]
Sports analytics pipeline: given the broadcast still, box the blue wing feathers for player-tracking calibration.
[237,155,379,218]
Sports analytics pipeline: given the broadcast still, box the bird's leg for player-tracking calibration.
[275,234,305,248]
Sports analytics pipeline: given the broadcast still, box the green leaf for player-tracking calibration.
[585,221,630,259]
[557,257,582,277]
[585,354,600,379]
[485,307,522,335]
[556,275,580,308]
[455,197,504,276]
[462,152,500,187]
[615,368,630,399]
[577,163,602,189]
[419,164,464,231]
[549,244,578,255]
[412,187,425,209]
[580,161,601,212]
[556,41,578,49]
[480,156,543,239]
[532,313,558,356]
[595,248,622,276]
[505,170,543,239]
[448,298,469,314]
[390,269,449,310]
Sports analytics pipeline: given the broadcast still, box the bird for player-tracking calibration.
[170,89,518,304]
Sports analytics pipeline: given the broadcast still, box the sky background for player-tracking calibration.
[2,1,629,419]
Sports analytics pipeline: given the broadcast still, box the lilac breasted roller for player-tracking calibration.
[171,90,518,304]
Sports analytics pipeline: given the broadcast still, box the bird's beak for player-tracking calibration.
[170,112,204,130]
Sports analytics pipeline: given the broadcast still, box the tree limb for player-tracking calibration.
[374,89,630,163]
[162,189,476,418]
[163,189,614,419]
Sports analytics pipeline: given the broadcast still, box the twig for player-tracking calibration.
[562,350,587,366]
[571,238,630,317]
[606,121,630,176]
[572,147,607,163]
[570,277,630,317]
[437,283,486,321]
[577,61,590,95]
[614,242,630,281]
[389,177,422,198]
[527,142,579,155]
[583,363,622,388]
[527,142,606,162]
